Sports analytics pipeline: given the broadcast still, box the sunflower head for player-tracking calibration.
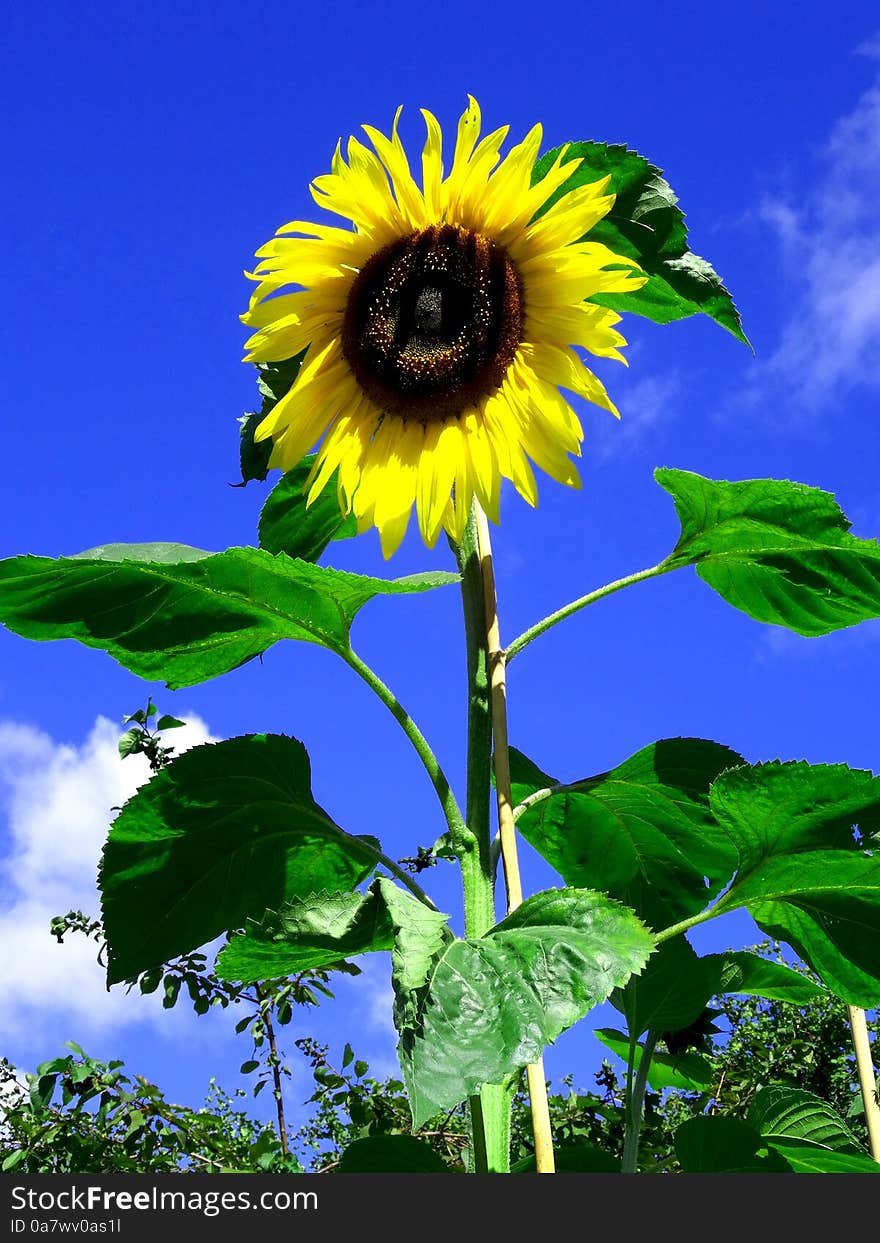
[242,97,646,557]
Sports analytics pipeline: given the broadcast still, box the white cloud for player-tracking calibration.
[0,713,214,1044]
[746,51,880,411]
[0,713,402,1089]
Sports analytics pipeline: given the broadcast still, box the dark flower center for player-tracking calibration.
[341,224,523,423]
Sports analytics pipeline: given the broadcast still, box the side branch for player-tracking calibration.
[342,645,472,857]
[506,563,672,663]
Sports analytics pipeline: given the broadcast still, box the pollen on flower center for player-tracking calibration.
[341,223,523,423]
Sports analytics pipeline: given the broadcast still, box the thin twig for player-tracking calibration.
[255,984,288,1157]
[474,503,555,1175]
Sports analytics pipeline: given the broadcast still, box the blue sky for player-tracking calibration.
[2,2,880,1138]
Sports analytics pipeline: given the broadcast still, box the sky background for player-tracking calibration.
[2,1,880,1141]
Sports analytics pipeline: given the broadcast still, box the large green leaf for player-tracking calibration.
[258,455,357,563]
[532,143,748,345]
[657,469,880,636]
[100,734,381,983]
[675,1116,791,1173]
[510,737,743,928]
[338,1135,450,1173]
[612,937,719,1036]
[594,1029,713,1092]
[701,950,826,1005]
[709,762,880,1006]
[0,545,457,688]
[748,1085,865,1154]
[215,883,395,982]
[385,883,653,1127]
[766,1145,880,1173]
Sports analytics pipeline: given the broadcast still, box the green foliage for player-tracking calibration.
[236,354,306,486]
[531,142,749,345]
[700,950,827,1005]
[0,546,457,688]
[100,733,382,982]
[258,456,357,562]
[510,737,743,928]
[0,1051,300,1174]
[657,469,880,636]
[747,1084,865,1154]
[117,697,184,768]
[673,1084,877,1174]
[595,1030,714,1092]
[709,762,880,1005]
[217,883,396,983]
[386,883,653,1126]
[612,937,718,1036]
[337,1135,450,1173]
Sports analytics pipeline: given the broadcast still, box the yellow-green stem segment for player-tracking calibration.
[474,503,556,1174]
[454,511,509,1171]
[848,1006,880,1162]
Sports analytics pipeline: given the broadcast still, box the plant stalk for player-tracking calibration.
[847,1005,880,1162]
[454,510,508,1172]
[474,503,556,1174]
[621,1029,658,1173]
[506,562,671,664]
[343,645,472,856]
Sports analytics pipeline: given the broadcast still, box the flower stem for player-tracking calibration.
[474,503,556,1174]
[342,645,472,856]
[454,509,508,1172]
[453,510,496,939]
[621,1029,658,1173]
[506,563,672,664]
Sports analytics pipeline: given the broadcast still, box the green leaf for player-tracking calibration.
[748,1085,865,1154]
[156,715,185,730]
[674,1116,788,1173]
[100,734,382,983]
[117,728,142,760]
[594,1028,713,1091]
[532,143,749,345]
[511,1144,620,1173]
[612,937,718,1036]
[236,354,307,486]
[702,950,826,1005]
[766,1144,880,1174]
[338,1135,451,1173]
[657,469,880,637]
[0,545,458,689]
[259,456,357,563]
[237,412,273,486]
[386,882,653,1127]
[511,737,743,928]
[239,1061,260,1075]
[215,882,396,982]
[709,761,880,1005]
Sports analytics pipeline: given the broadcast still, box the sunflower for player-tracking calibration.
[242,97,646,557]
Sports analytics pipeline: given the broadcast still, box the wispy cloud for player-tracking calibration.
[745,42,880,412]
[590,371,681,461]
